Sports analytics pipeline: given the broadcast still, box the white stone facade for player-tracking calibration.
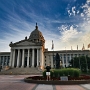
[9,46,44,68]
[44,50,90,68]
[0,50,90,69]
[0,24,90,69]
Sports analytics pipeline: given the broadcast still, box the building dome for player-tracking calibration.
[29,23,45,44]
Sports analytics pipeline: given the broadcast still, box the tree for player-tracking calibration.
[69,55,90,72]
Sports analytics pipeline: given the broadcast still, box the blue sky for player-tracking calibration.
[0,0,90,52]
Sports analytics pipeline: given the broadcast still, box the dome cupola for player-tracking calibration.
[29,23,45,44]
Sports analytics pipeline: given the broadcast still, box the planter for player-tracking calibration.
[24,75,90,85]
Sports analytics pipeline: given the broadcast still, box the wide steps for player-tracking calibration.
[0,67,42,75]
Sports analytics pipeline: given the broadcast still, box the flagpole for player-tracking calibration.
[52,40,55,68]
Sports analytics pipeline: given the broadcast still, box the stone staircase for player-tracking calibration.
[0,67,43,75]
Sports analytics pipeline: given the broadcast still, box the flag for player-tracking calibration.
[51,40,54,50]
[82,44,85,50]
[88,43,90,48]
[77,45,78,50]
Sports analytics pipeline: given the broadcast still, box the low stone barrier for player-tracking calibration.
[24,78,90,85]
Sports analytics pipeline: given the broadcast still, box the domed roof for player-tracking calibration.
[29,23,45,43]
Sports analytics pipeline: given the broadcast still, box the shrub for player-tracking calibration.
[43,68,80,78]
[43,70,46,77]
[73,69,80,77]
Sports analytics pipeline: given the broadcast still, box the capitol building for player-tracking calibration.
[0,24,90,69]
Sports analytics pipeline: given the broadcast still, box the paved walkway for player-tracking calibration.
[0,75,90,90]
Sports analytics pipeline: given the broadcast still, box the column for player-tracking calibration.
[12,49,15,68]
[40,48,43,68]
[17,49,20,68]
[70,54,71,61]
[2,56,4,67]
[0,56,1,65]
[9,49,13,67]
[62,54,65,67]
[32,48,34,67]
[21,49,25,67]
[66,54,67,67]
[42,50,44,69]
[6,56,8,66]
[51,54,53,68]
[37,49,39,67]
[19,50,21,67]
[27,49,30,67]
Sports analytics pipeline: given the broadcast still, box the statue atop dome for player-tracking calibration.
[35,23,38,30]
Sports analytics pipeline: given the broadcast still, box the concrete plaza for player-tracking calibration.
[0,75,90,90]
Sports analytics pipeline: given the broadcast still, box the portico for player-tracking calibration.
[10,47,43,68]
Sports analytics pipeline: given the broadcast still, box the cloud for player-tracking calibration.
[59,25,81,42]
[81,13,84,17]
[0,7,60,52]
[0,0,90,52]
[59,0,90,50]
[72,6,76,16]
[67,6,77,17]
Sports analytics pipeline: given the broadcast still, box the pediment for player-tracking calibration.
[16,41,36,46]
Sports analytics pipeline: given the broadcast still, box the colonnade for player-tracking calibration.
[0,56,10,66]
[59,54,77,67]
[47,53,81,68]
[9,48,43,68]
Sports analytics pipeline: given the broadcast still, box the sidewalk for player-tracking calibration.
[34,84,90,90]
[0,75,90,90]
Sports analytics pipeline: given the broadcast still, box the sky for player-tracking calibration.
[0,0,90,52]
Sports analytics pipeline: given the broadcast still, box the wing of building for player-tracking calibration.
[0,24,90,69]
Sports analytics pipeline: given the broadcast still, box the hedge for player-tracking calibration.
[43,68,80,78]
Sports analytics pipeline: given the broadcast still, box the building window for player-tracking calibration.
[59,54,62,58]
[60,57,62,59]
[82,54,84,56]
[64,59,66,63]
[75,54,77,57]
[67,57,70,63]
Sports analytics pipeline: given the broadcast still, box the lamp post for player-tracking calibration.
[52,40,55,68]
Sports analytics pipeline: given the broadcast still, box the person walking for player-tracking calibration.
[46,64,51,81]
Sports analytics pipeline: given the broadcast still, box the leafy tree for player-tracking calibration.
[69,55,90,72]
